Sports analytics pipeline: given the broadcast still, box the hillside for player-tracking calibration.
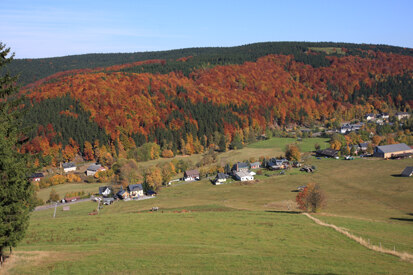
[8,42,413,86]
[4,157,413,274]
[8,42,413,164]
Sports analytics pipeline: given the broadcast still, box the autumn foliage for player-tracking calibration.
[296,183,326,213]
[19,50,413,158]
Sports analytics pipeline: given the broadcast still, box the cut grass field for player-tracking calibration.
[6,207,413,274]
[36,183,102,202]
[11,138,413,274]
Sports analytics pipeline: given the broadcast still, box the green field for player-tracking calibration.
[247,137,329,151]
[6,140,413,274]
[6,206,413,274]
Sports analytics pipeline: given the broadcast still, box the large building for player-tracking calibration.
[373,143,413,158]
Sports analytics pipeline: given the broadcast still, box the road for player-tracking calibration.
[34,196,155,211]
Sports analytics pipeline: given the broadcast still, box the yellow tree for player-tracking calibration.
[145,167,162,191]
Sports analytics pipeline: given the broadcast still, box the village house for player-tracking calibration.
[267,158,288,170]
[99,186,113,197]
[401,167,413,177]
[184,169,200,181]
[87,164,106,176]
[214,173,229,185]
[395,112,411,120]
[29,172,44,182]
[234,171,254,181]
[340,123,363,134]
[364,113,375,121]
[62,162,76,173]
[232,162,249,174]
[117,188,130,200]
[316,148,339,158]
[376,113,389,120]
[127,184,144,198]
[250,162,261,169]
[373,143,413,158]
[352,142,369,155]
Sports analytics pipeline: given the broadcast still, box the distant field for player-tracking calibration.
[309,47,345,55]
[36,183,101,202]
[248,137,330,151]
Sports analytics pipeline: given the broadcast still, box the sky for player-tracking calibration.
[1,0,412,58]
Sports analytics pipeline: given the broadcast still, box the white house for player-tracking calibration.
[214,173,228,185]
[127,184,144,198]
[62,162,76,173]
[87,164,106,176]
[395,112,411,120]
[184,169,200,181]
[234,171,254,181]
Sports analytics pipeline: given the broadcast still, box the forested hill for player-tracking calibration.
[7,41,413,86]
[12,42,413,167]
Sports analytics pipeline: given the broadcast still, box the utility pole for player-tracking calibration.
[53,202,57,218]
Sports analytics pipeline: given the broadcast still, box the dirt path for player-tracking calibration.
[303,213,413,263]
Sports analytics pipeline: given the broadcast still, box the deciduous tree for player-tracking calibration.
[296,182,326,213]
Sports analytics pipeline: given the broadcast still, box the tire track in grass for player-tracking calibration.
[303,213,413,263]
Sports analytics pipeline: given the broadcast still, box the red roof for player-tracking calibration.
[65,196,80,201]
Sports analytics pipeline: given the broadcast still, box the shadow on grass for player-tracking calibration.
[265,210,302,214]
[391,174,402,177]
[390,217,413,222]
[287,273,338,275]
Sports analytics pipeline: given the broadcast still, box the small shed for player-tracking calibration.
[401,167,413,177]
[250,162,261,169]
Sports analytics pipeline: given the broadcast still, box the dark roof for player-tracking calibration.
[250,162,261,167]
[184,169,199,177]
[30,172,44,178]
[216,173,229,179]
[375,143,412,154]
[127,184,143,192]
[117,188,128,197]
[401,167,413,177]
[316,148,338,157]
[396,112,409,115]
[62,162,76,169]
[236,162,249,169]
[88,164,102,171]
[359,142,368,148]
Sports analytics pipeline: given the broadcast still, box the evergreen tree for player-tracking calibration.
[0,43,34,263]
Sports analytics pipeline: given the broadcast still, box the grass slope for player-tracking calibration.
[10,207,413,274]
[20,139,413,274]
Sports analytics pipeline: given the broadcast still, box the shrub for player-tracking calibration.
[161,149,174,158]
[296,182,326,213]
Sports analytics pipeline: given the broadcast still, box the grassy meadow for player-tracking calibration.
[4,137,413,274]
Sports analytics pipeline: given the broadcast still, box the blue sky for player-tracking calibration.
[1,0,412,58]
